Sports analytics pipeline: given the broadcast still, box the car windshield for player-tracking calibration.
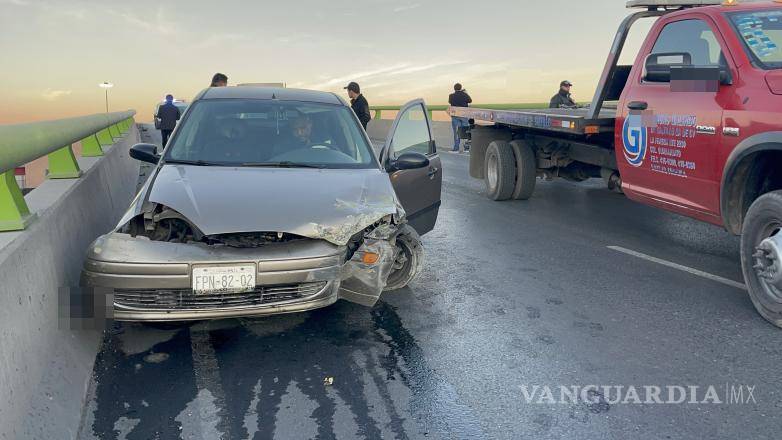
[727,8,782,70]
[164,99,377,169]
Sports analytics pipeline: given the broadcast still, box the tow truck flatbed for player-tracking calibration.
[448,105,617,136]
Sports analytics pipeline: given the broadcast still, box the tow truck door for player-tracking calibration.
[382,99,442,235]
[617,14,735,220]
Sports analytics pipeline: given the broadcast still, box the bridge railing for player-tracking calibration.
[0,110,136,231]
[370,103,550,120]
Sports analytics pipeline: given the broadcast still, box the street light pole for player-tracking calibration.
[99,82,114,113]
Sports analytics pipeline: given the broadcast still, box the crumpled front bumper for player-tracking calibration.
[81,232,399,321]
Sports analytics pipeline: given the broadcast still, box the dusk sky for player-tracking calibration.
[0,0,655,123]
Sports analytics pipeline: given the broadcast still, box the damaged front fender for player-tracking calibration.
[338,224,401,307]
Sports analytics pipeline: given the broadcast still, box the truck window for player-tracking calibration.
[650,19,724,70]
[727,9,782,70]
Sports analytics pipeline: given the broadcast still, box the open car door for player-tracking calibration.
[381,99,442,235]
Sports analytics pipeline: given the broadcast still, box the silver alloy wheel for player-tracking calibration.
[753,224,782,302]
[487,153,499,192]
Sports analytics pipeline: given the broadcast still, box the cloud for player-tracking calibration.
[0,0,30,5]
[393,3,421,13]
[41,89,72,101]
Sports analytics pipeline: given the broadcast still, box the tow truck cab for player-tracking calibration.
[616,1,782,234]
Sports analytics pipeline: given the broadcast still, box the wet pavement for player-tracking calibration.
[79,125,781,439]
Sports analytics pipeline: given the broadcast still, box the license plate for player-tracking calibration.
[192,264,256,295]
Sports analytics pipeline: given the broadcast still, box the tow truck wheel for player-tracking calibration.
[484,140,516,201]
[741,190,782,328]
[509,140,537,200]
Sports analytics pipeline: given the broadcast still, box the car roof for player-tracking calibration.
[666,0,781,16]
[199,86,345,105]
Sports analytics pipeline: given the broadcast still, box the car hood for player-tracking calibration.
[123,164,403,246]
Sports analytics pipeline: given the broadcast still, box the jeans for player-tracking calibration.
[451,117,469,151]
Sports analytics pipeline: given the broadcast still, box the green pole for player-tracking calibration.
[374,110,382,120]
[0,171,36,231]
[96,128,113,146]
[47,145,82,179]
[80,134,103,157]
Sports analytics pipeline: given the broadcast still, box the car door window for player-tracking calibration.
[390,104,431,158]
[650,19,726,72]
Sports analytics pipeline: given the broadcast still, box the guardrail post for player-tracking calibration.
[47,145,82,179]
[374,110,381,120]
[107,124,120,139]
[80,134,103,157]
[96,128,113,146]
[0,171,36,231]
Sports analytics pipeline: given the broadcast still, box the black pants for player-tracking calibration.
[161,129,173,146]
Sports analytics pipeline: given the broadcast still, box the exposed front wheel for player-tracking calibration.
[384,225,424,291]
[484,140,516,201]
[741,190,782,328]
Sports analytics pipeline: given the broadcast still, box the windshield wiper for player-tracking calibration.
[240,161,326,169]
[164,159,225,166]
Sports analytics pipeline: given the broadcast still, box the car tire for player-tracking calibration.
[484,140,516,201]
[509,139,537,200]
[384,225,424,291]
[740,190,782,328]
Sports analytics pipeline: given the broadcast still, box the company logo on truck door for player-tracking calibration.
[622,114,648,167]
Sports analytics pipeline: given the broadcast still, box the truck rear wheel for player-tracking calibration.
[484,140,516,201]
[509,140,537,200]
[741,190,782,328]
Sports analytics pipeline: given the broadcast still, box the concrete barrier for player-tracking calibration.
[0,127,141,440]
[367,119,455,152]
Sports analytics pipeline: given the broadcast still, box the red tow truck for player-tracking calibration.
[452,0,782,327]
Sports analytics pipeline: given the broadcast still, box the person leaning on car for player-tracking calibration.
[344,82,371,130]
[158,94,181,146]
[549,80,577,109]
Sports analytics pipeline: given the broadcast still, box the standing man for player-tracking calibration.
[344,82,371,130]
[158,94,180,147]
[211,73,228,87]
[549,80,577,109]
[448,83,472,152]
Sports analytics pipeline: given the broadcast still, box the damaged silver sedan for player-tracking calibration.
[81,87,442,321]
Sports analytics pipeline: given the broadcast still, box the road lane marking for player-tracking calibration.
[607,245,747,291]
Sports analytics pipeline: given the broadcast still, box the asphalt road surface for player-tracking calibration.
[79,124,781,439]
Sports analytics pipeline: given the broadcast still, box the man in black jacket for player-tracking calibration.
[157,94,180,146]
[344,82,371,130]
[448,83,472,152]
[549,80,577,109]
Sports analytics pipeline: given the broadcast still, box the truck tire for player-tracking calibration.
[509,140,537,200]
[469,127,512,179]
[484,140,516,201]
[740,190,782,328]
[384,224,424,291]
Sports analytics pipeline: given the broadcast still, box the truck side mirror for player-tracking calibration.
[643,52,692,83]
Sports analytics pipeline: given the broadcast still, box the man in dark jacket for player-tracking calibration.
[344,82,371,130]
[448,83,472,152]
[549,80,577,109]
[158,94,181,146]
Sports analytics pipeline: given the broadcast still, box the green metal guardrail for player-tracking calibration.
[0,110,136,231]
[370,103,551,120]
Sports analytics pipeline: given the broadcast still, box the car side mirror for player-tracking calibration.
[129,143,160,164]
[644,52,692,83]
[387,152,429,173]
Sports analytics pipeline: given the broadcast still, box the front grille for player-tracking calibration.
[114,281,328,310]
